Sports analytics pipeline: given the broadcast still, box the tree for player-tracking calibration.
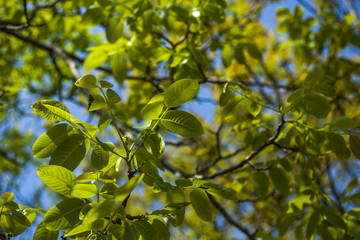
[0,0,360,239]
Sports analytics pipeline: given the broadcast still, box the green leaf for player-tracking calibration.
[71,183,97,198]
[84,51,108,71]
[165,187,185,226]
[43,198,86,231]
[114,174,145,202]
[244,43,262,60]
[100,80,114,88]
[91,144,109,170]
[135,148,164,171]
[153,177,173,193]
[106,89,121,103]
[223,95,245,120]
[164,79,200,108]
[37,165,76,197]
[248,101,262,117]
[1,192,15,203]
[32,123,75,158]
[49,134,90,171]
[269,166,290,195]
[324,211,347,230]
[111,51,127,84]
[303,93,331,118]
[100,183,119,198]
[98,113,112,134]
[74,75,99,89]
[141,94,165,120]
[32,100,72,123]
[65,219,104,237]
[252,172,269,200]
[144,131,165,158]
[330,116,357,130]
[329,134,350,160]
[106,17,124,43]
[161,110,204,137]
[148,215,170,240]
[33,221,59,240]
[83,199,114,224]
[306,211,320,240]
[190,188,212,222]
[0,211,36,237]
[221,44,232,68]
[108,224,125,239]
[234,45,245,64]
[349,135,360,159]
[88,94,106,111]
[132,220,157,240]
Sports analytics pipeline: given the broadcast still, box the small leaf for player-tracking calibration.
[248,101,261,117]
[84,51,108,71]
[161,110,204,137]
[252,172,269,200]
[190,188,212,222]
[98,113,112,134]
[49,134,90,171]
[114,174,145,202]
[74,75,98,89]
[269,166,290,195]
[37,165,76,197]
[141,94,165,120]
[1,192,15,203]
[88,94,106,111]
[33,221,59,240]
[221,44,232,68]
[91,144,110,170]
[164,79,199,108]
[100,183,119,198]
[43,198,86,231]
[32,124,75,158]
[349,135,360,159]
[71,183,97,198]
[111,51,127,84]
[100,80,114,88]
[144,131,165,158]
[106,89,121,103]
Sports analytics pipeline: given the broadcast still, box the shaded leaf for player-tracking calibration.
[190,188,212,222]
[161,110,204,137]
[164,79,199,108]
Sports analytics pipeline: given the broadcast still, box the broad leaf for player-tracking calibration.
[141,93,165,120]
[106,89,121,103]
[114,174,144,202]
[33,221,59,240]
[190,188,212,222]
[37,165,76,197]
[71,183,97,198]
[83,199,114,224]
[269,166,290,195]
[131,220,157,240]
[303,93,331,118]
[349,135,360,159]
[221,44,232,68]
[32,100,72,123]
[329,134,350,160]
[144,131,165,158]
[49,134,90,171]
[84,51,108,71]
[43,198,86,231]
[91,144,109,170]
[32,123,75,158]
[252,172,269,200]
[161,110,204,137]
[65,219,104,237]
[108,224,125,239]
[164,79,199,108]
[111,51,127,84]
[165,187,185,226]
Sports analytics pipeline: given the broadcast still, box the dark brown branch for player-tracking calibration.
[200,116,285,179]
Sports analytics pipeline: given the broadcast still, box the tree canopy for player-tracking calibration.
[1,0,360,239]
